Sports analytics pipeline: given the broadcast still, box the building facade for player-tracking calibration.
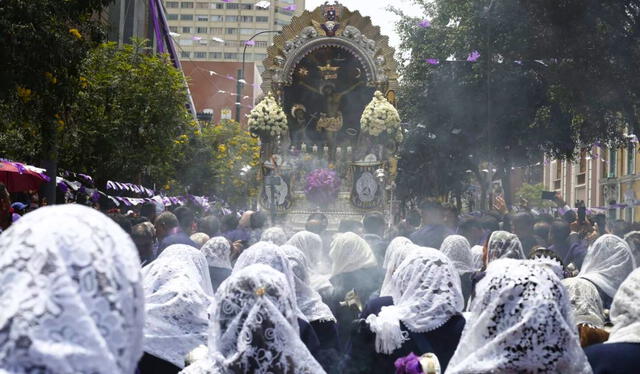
[543,141,640,222]
[164,0,305,67]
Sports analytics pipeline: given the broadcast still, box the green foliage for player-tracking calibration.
[515,183,555,209]
[174,120,261,208]
[0,0,112,161]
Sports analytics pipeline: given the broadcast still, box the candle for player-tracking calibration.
[336,147,342,154]
[312,144,318,153]
[323,145,329,153]
[347,146,352,153]
[301,143,307,152]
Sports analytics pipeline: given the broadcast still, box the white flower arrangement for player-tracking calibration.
[248,92,288,137]
[360,91,403,143]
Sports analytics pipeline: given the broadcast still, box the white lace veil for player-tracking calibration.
[366,248,464,354]
[440,235,474,274]
[624,231,640,267]
[329,232,377,277]
[180,264,326,374]
[562,277,605,328]
[607,267,640,344]
[201,236,232,269]
[470,245,484,270]
[578,234,636,299]
[0,205,144,374]
[142,244,214,368]
[486,231,525,263]
[280,245,336,323]
[260,226,288,245]
[447,259,592,374]
[380,237,415,297]
[233,241,307,321]
[287,230,329,275]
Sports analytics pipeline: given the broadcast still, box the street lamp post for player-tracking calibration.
[235,30,282,122]
[483,0,497,211]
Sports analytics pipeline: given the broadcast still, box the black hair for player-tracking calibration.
[140,202,157,220]
[363,212,386,235]
[250,211,268,230]
[549,220,570,243]
[221,214,239,232]
[198,215,221,237]
[338,219,363,233]
[108,213,132,234]
[406,209,421,227]
[174,206,195,233]
[155,211,178,230]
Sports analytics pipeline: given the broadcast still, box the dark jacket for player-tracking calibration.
[585,342,640,374]
[137,352,181,374]
[347,296,465,374]
[158,231,197,252]
[410,224,454,249]
[550,241,588,269]
[208,266,232,291]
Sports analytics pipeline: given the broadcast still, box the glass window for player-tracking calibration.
[255,41,268,47]
[182,26,192,33]
[225,40,241,47]
[180,51,191,58]
[166,14,179,20]
[226,28,237,34]
[166,2,179,8]
[224,52,239,59]
[628,142,635,175]
[226,3,239,9]
[196,27,207,33]
[210,15,223,22]
[194,51,207,58]
[181,2,194,8]
[254,53,267,61]
[241,4,253,10]
[195,2,208,8]
[226,15,238,22]
[208,52,222,59]
[180,14,193,20]
[214,3,224,9]
[178,39,193,46]
[209,27,223,34]
[256,16,268,23]
[609,149,618,178]
[197,15,208,22]
[239,28,254,35]
[169,26,178,32]
[240,16,254,22]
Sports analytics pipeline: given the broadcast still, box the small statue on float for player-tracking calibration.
[359,90,403,160]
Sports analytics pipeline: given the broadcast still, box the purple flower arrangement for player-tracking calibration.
[304,168,341,205]
[394,353,423,374]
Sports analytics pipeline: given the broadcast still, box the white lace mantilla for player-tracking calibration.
[578,234,636,299]
[607,267,640,344]
[486,231,525,263]
[380,236,415,297]
[201,236,232,269]
[440,235,474,275]
[0,205,144,374]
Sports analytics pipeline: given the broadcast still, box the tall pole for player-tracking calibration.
[235,30,281,122]
[485,0,497,211]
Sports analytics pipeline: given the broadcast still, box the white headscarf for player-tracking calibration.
[260,226,288,245]
[578,234,636,299]
[486,231,525,263]
[380,236,415,297]
[180,264,326,374]
[142,244,214,368]
[470,245,484,270]
[287,230,329,275]
[201,236,232,269]
[440,235,474,274]
[447,259,591,374]
[329,232,377,277]
[233,241,307,321]
[562,277,606,328]
[0,205,144,374]
[280,245,336,323]
[607,267,640,344]
[366,248,464,354]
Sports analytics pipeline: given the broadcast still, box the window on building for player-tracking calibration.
[226,15,239,22]
[180,14,193,20]
[609,149,618,178]
[195,2,208,8]
[197,15,208,22]
[209,27,223,34]
[239,28,255,35]
[194,51,207,58]
[628,142,636,175]
[197,39,208,45]
[166,2,179,8]
[276,7,294,16]
[225,40,240,47]
[169,26,178,32]
[180,51,191,58]
[255,41,268,47]
[224,52,239,59]
[254,53,267,61]
[255,16,269,23]
[241,4,253,10]
[181,2,194,8]
[210,15,223,22]
[214,2,224,9]
[167,14,179,20]
[226,28,237,34]
[239,16,254,22]
[178,39,193,46]
[196,26,208,33]
[182,26,192,33]
[576,150,587,185]
[226,3,239,9]
[553,161,562,190]
[208,52,222,59]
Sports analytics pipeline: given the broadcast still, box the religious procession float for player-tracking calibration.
[249,1,402,229]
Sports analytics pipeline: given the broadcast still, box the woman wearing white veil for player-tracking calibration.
[0,205,144,374]
[379,236,416,297]
[180,264,326,374]
[140,244,214,373]
[440,235,474,305]
[577,234,636,308]
[287,230,332,289]
[585,267,640,373]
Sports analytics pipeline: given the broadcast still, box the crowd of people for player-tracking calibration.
[2,181,640,373]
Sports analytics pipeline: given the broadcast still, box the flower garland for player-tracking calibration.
[304,168,341,205]
[360,90,403,143]
[248,92,288,137]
